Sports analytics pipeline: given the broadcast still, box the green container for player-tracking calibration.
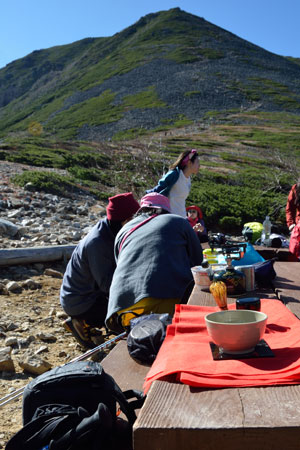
[242,221,263,243]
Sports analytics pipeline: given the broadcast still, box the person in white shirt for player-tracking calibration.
[146,149,200,217]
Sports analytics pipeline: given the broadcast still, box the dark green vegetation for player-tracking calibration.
[1,8,300,141]
[1,110,299,233]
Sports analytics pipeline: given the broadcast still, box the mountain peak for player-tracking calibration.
[0,9,300,141]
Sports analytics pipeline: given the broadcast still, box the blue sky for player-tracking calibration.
[1,0,300,69]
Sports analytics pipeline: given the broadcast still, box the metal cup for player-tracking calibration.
[235,265,255,291]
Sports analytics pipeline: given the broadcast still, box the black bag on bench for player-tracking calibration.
[127,313,172,365]
[253,259,277,287]
[6,361,145,450]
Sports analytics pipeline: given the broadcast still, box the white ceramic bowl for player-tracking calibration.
[205,309,267,354]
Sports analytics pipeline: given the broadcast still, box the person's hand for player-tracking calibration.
[193,223,204,233]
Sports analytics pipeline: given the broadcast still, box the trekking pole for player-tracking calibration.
[0,331,127,408]
[67,331,127,364]
[0,387,25,407]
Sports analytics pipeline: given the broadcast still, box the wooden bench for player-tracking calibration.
[101,338,149,422]
[274,247,299,262]
[273,261,300,318]
[254,245,298,262]
[101,339,149,393]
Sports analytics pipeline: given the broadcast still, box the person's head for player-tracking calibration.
[136,192,171,216]
[186,205,203,220]
[106,192,140,235]
[170,149,199,174]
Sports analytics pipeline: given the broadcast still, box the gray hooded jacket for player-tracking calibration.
[106,213,203,324]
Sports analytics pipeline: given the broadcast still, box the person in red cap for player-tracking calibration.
[60,192,139,348]
[186,205,208,243]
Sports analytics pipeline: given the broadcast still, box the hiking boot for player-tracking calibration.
[90,333,105,346]
[91,350,106,363]
[63,317,96,349]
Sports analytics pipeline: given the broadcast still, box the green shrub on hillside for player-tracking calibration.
[12,171,77,196]
[188,181,287,231]
[112,128,149,140]
[3,138,111,170]
[45,90,122,139]
[68,166,115,187]
[123,86,166,109]
[45,87,167,139]
[219,216,242,231]
[228,78,300,111]
[63,152,110,169]
[218,126,300,153]
[67,167,102,182]
[184,91,201,97]
[6,146,67,168]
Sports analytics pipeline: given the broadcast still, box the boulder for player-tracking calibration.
[19,355,52,375]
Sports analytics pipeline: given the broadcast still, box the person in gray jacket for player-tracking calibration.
[60,192,139,348]
[106,193,203,332]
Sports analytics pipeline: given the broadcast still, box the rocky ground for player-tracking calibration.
[0,161,115,447]
[0,161,107,250]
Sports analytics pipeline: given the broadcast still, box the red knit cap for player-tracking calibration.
[106,192,139,221]
[186,205,203,219]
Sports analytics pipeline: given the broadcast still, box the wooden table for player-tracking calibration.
[133,262,300,450]
[273,261,300,318]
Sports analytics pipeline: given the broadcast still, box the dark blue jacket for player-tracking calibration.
[60,218,115,316]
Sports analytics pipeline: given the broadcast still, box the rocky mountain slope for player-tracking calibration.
[1,8,300,141]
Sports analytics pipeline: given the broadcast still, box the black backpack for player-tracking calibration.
[6,361,144,450]
[6,403,114,450]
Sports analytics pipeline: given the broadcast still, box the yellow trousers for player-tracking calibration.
[117,297,179,328]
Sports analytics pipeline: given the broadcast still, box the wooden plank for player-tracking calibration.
[275,248,299,262]
[254,245,278,260]
[273,261,300,318]
[134,382,300,450]
[101,339,150,424]
[247,245,297,262]
[188,286,215,306]
[0,245,75,266]
[101,339,149,392]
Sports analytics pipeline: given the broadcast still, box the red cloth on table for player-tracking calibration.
[144,299,300,393]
